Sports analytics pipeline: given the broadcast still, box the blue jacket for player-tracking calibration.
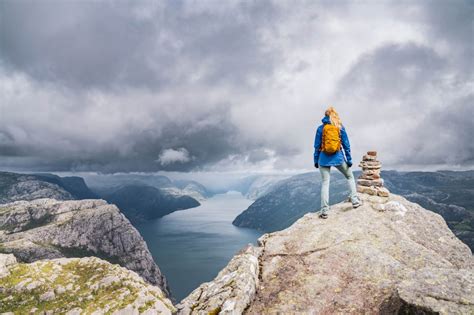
[313,116,352,167]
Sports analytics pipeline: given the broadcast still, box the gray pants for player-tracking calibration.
[319,162,358,214]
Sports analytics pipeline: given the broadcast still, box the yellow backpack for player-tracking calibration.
[321,124,341,154]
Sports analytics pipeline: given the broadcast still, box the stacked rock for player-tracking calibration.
[357,151,390,197]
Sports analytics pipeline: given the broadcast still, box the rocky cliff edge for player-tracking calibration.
[179,193,473,314]
[0,254,175,314]
[0,198,169,296]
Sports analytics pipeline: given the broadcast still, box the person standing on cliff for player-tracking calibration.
[313,107,361,219]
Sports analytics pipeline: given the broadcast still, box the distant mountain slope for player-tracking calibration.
[170,179,213,200]
[233,170,474,250]
[103,184,200,222]
[233,172,349,232]
[0,171,97,204]
[382,170,474,211]
[244,175,290,200]
[0,173,71,204]
[84,173,212,202]
[32,173,98,199]
[83,173,174,196]
[0,171,204,222]
[383,170,474,251]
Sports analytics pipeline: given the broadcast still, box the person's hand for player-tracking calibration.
[347,161,353,167]
[314,163,319,168]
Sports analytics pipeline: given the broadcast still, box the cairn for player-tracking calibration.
[357,151,390,197]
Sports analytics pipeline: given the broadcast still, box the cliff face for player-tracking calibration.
[0,171,98,204]
[103,184,200,223]
[0,254,175,314]
[0,198,169,295]
[180,193,474,314]
[0,172,73,204]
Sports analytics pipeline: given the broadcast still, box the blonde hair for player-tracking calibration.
[325,106,342,129]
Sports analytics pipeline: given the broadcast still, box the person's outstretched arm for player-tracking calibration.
[340,126,352,166]
[313,126,323,167]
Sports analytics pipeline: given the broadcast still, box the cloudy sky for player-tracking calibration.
[0,0,472,173]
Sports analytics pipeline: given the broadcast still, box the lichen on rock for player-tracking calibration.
[0,198,169,295]
[0,254,175,314]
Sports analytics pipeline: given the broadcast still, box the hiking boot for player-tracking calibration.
[352,199,362,209]
[319,212,328,219]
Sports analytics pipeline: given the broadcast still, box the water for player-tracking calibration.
[135,192,263,301]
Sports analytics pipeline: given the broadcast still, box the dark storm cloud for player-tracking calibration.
[415,96,474,166]
[0,0,472,172]
[329,0,473,169]
[121,108,241,172]
[338,42,447,101]
[423,0,473,63]
[333,41,473,167]
[0,0,278,90]
[0,100,244,172]
[0,1,154,89]
[0,0,285,172]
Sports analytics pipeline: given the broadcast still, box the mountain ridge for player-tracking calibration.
[102,184,201,223]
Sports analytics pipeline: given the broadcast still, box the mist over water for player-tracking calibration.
[135,192,262,301]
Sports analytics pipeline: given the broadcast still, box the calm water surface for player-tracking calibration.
[135,192,262,301]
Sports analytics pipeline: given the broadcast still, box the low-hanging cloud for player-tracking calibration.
[0,0,472,173]
[157,148,193,166]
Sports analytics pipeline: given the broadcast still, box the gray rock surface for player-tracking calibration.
[177,245,262,314]
[184,193,474,314]
[0,254,175,314]
[0,174,73,204]
[0,198,169,295]
[380,267,473,314]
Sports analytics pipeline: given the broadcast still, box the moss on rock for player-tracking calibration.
[0,255,175,314]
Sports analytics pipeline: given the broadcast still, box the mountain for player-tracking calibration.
[179,193,474,314]
[233,172,349,232]
[1,172,72,203]
[169,179,213,201]
[103,184,200,222]
[382,170,474,249]
[32,173,98,199]
[0,198,169,294]
[0,254,175,314]
[244,175,290,200]
[83,173,174,196]
[233,170,474,250]
[0,171,202,223]
[84,173,211,205]
[0,171,97,204]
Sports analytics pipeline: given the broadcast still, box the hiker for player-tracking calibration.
[313,107,361,219]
